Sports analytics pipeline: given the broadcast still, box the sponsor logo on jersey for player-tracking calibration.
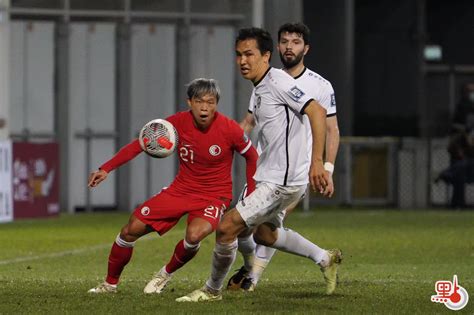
[288,86,305,101]
[209,145,222,156]
[331,94,336,107]
[141,206,150,216]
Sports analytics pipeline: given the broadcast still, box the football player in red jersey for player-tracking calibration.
[87,78,257,294]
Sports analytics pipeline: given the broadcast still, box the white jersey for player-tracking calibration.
[295,67,336,116]
[248,67,314,186]
[294,67,337,160]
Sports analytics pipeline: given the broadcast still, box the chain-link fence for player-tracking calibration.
[308,137,474,209]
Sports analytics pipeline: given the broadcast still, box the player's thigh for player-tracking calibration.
[120,214,154,242]
[216,208,248,242]
[283,190,306,218]
[187,198,229,234]
[185,217,214,244]
[133,190,189,235]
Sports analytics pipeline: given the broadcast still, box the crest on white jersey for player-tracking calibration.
[209,145,222,156]
[288,86,305,101]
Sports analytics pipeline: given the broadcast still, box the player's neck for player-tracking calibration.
[284,63,305,78]
[252,65,271,86]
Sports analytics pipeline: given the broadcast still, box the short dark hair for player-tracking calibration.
[236,27,273,60]
[186,78,220,103]
[278,22,310,45]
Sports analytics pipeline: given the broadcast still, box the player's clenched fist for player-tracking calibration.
[309,161,328,194]
[88,169,108,187]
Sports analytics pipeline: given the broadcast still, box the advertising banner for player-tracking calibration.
[12,142,59,218]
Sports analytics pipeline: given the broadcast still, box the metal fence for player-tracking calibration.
[306,136,473,209]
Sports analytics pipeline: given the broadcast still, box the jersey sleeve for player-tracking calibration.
[100,139,142,173]
[229,119,253,155]
[269,70,314,115]
[317,83,337,116]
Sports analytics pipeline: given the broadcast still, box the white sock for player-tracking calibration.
[205,240,238,291]
[115,234,135,248]
[249,244,277,284]
[271,228,329,265]
[238,235,256,271]
[184,239,200,251]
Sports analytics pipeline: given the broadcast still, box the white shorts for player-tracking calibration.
[236,182,306,228]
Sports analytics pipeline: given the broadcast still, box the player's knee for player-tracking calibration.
[253,233,275,246]
[216,222,231,238]
[216,222,236,243]
[254,225,277,246]
[120,221,146,242]
[216,210,245,242]
[119,224,135,242]
[185,230,208,244]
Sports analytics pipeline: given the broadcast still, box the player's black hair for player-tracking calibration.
[278,22,310,45]
[186,78,221,103]
[235,27,273,60]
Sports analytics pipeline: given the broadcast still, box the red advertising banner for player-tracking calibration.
[12,142,60,219]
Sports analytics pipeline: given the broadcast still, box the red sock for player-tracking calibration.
[165,239,199,274]
[106,242,133,285]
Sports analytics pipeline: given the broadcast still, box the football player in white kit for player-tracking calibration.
[228,22,341,292]
[176,27,341,302]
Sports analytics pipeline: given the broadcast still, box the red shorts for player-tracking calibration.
[133,189,230,235]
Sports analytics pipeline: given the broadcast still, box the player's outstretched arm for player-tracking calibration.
[88,139,143,188]
[242,145,258,195]
[88,169,108,187]
[323,115,340,197]
[239,112,256,135]
[98,139,143,173]
[304,100,328,193]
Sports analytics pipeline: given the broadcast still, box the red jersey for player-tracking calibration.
[166,111,252,201]
[100,111,255,202]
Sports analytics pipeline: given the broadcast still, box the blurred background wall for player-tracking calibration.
[1,0,473,215]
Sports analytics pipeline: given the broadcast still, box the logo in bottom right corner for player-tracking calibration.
[431,275,469,311]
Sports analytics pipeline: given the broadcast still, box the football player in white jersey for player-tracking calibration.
[229,22,341,292]
[176,27,342,303]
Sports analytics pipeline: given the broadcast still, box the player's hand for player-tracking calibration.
[309,161,328,193]
[88,169,108,188]
[322,172,334,197]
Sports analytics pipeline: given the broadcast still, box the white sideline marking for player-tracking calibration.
[0,235,157,266]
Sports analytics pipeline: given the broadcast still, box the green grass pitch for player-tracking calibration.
[0,209,473,314]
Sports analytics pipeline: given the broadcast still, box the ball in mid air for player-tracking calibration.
[139,119,178,158]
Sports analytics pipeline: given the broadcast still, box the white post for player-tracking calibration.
[252,0,264,27]
[0,0,10,139]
